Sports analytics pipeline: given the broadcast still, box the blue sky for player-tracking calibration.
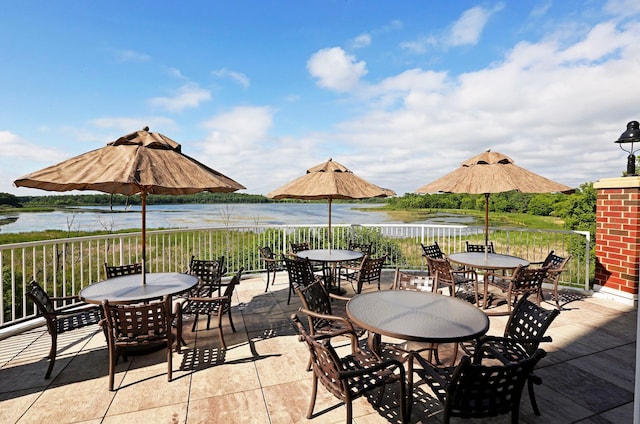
[2,0,640,197]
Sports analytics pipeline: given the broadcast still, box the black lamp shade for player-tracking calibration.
[615,121,640,144]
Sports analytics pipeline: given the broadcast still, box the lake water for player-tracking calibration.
[0,203,482,234]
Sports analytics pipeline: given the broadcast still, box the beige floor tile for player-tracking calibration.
[189,359,261,400]
[187,389,269,423]
[0,389,41,424]
[103,402,187,424]
[107,363,190,415]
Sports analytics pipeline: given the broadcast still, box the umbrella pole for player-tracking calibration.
[141,191,147,285]
[328,198,332,251]
[484,193,490,260]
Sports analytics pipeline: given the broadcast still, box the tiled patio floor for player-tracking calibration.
[0,270,635,423]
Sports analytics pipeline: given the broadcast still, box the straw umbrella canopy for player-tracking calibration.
[267,158,395,247]
[14,127,245,283]
[416,150,573,249]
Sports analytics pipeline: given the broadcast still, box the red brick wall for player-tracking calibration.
[595,186,640,294]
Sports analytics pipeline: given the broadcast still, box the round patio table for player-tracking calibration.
[447,252,529,271]
[79,272,198,304]
[448,252,529,310]
[295,249,364,294]
[347,290,489,416]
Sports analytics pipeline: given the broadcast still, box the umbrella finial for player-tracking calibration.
[143,126,149,132]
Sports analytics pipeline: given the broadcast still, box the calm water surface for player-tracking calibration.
[0,203,481,234]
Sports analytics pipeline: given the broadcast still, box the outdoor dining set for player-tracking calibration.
[258,239,572,423]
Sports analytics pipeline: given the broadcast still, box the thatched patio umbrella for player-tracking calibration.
[416,150,573,250]
[14,127,245,283]
[267,158,395,247]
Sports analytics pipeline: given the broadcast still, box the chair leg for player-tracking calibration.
[217,313,227,349]
[227,308,236,332]
[108,344,116,391]
[306,374,319,419]
[287,281,293,305]
[264,269,271,293]
[191,313,199,332]
[167,337,173,382]
[528,375,542,415]
[45,326,57,379]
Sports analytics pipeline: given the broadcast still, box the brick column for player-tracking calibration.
[593,176,640,306]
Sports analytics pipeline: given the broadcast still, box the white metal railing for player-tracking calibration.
[0,223,590,328]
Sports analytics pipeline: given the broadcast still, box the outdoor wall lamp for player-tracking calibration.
[615,120,640,176]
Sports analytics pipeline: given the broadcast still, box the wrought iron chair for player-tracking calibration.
[426,256,479,304]
[485,265,549,313]
[104,262,143,279]
[465,241,495,253]
[289,241,326,276]
[416,348,546,424]
[283,255,323,304]
[291,313,408,423]
[187,255,225,297]
[289,241,311,254]
[101,295,175,391]
[388,268,443,364]
[531,251,573,309]
[296,280,364,370]
[259,246,284,293]
[178,267,244,349]
[420,241,445,271]
[460,294,560,416]
[340,254,387,294]
[26,281,102,379]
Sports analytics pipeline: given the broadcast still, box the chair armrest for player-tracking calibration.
[186,295,226,302]
[50,294,82,302]
[340,358,406,379]
[329,293,350,302]
[452,269,477,279]
[299,307,355,331]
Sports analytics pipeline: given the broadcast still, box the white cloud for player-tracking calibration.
[351,33,371,49]
[401,4,503,53]
[530,1,552,18]
[149,84,212,112]
[114,49,151,62]
[311,15,640,195]
[0,131,68,162]
[307,47,368,92]
[196,106,278,190]
[400,35,437,54]
[211,68,250,88]
[446,4,504,47]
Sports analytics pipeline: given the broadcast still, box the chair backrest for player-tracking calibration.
[102,296,172,341]
[505,295,560,356]
[391,268,435,292]
[259,246,274,260]
[104,262,143,279]
[348,241,372,255]
[541,251,572,281]
[296,281,334,332]
[357,255,386,283]
[221,267,244,304]
[508,265,549,296]
[289,242,310,254]
[445,349,546,421]
[465,241,495,253]
[426,256,455,285]
[189,256,225,295]
[283,255,317,289]
[27,281,55,314]
[290,314,348,396]
[421,242,444,259]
